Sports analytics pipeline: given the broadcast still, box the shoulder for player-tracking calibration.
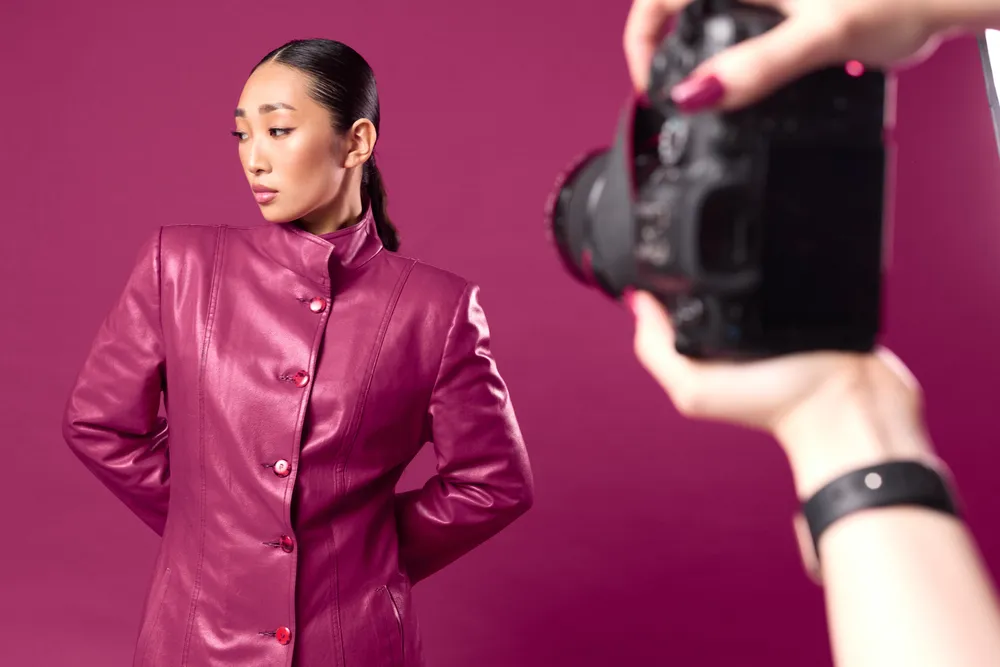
[157,223,230,256]
[150,223,246,283]
[375,252,494,338]
[156,222,278,264]
[384,251,477,310]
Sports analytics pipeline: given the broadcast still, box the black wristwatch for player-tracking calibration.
[792,460,961,584]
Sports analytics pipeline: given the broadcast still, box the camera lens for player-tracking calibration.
[544,149,612,287]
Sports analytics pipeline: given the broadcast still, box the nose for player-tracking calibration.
[246,139,271,176]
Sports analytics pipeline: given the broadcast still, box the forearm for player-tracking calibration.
[64,414,171,535]
[776,382,1000,667]
[395,472,533,582]
[926,0,1000,33]
[402,282,535,582]
[821,507,1000,667]
[62,229,172,536]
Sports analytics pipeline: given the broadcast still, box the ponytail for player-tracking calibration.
[363,155,399,252]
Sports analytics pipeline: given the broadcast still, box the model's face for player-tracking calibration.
[233,62,346,224]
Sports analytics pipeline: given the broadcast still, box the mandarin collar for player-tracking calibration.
[262,207,384,289]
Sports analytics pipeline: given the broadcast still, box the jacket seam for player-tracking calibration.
[354,244,383,270]
[340,259,418,486]
[335,258,416,667]
[425,280,473,416]
[154,226,169,537]
[155,227,165,344]
[180,225,227,663]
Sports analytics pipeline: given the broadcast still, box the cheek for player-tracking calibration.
[281,139,342,195]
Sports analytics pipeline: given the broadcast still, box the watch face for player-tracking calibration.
[978,31,1000,161]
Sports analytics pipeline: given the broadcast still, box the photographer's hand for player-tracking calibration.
[626,291,928,496]
[624,0,1000,112]
[626,289,1000,667]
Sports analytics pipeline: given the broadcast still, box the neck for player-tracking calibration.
[298,179,365,236]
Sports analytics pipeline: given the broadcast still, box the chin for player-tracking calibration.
[258,206,298,224]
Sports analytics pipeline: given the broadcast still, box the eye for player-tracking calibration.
[231,130,248,141]
[270,127,293,138]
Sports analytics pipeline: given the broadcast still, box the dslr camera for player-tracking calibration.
[545,0,893,359]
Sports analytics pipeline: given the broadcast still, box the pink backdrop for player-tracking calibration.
[3,1,1000,665]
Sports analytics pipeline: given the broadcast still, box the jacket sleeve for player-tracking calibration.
[62,229,170,536]
[395,283,535,583]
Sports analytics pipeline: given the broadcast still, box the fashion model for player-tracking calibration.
[62,38,535,667]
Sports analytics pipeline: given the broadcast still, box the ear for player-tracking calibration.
[343,118,377,169]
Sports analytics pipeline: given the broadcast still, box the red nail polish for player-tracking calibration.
[671,74,725,113]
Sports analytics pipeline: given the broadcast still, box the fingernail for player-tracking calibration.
[622,288,637,317]
[671,74,725,113]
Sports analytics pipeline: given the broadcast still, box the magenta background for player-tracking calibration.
[3,1,1000,665]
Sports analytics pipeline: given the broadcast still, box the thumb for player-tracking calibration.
[623,0,690,92]
[630,291,687,390]
[700,15,840,110]
[631,290,675,346]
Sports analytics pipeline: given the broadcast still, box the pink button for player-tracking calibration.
[279,535,294,553]
[292,371,309,388]
[273,460,290,478]
[276,626,292,645]
[308,297,327,313]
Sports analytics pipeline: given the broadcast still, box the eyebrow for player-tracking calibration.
[234,102,297,117]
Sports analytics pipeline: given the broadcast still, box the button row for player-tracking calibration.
[281,294,326,388]
[255,292,324,649]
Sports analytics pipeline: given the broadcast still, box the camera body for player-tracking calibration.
[546,0,892,359]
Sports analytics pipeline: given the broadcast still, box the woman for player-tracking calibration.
[623,1,1000,665]
[62,39,534,667]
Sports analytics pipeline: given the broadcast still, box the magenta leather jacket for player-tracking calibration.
[62,208,535,667]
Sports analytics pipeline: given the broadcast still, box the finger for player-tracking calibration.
[630,291,767,421]
[695,14,842,110]
[630,290,689,392]
[632,290,850,427]
[623,0,690,92]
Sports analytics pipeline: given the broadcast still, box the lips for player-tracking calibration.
[251,184,277,205]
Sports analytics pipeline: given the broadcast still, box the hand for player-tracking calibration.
[625,291,932,496]
[623,0,947,111]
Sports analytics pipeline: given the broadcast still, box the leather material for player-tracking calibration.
[62,208,535,666]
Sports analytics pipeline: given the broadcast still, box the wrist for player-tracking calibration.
[774,356,937,500]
